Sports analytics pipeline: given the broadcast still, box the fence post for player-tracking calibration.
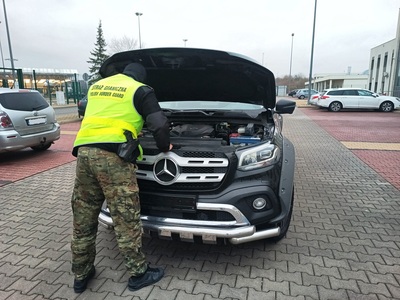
[33,70,37,90]
[47,79,52,105]
[74,73,78,103]
[64,81,69,104]
[16,69,24,88]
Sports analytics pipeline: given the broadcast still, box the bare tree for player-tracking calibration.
[276,74,307,90]
[108,36,139,55]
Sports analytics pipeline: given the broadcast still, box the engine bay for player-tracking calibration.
[141,121,275,147]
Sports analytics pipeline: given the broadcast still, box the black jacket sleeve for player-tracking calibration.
[134,86,170,152]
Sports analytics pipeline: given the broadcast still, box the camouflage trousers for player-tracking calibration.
[71,147,147,280]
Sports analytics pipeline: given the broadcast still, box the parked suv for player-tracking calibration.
[317,88,400,112]
[0,88,60,152]
[98,48,296,244]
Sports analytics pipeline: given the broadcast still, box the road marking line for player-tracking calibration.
[341,141,400,151]
[61,130,78,135]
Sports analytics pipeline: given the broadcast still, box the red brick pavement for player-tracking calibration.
[300,107,400,142]
[0,122,81,186]
[301,107,400,190]
[352,149,400,190]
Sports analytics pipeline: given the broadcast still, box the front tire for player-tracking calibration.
[329,101,342,112]
[379,101,394,112]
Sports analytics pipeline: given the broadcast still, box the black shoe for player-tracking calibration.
[73,266,95,293]
[128,266,164,291]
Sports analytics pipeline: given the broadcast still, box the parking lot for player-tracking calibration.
[0,103,399,300]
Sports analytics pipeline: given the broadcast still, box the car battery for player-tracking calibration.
[229,136,261,147]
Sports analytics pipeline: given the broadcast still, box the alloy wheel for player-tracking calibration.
[380,102,393,112]
[329,102,342,112]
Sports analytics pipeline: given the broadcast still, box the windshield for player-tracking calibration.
[160,101,265,111]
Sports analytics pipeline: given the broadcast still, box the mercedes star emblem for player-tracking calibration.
[153,157,179,185]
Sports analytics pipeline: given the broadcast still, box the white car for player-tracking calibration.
[317,88,400,112]
[309,94,320,106]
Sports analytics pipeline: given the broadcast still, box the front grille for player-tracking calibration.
[140,208,235,222]
[137,150,230,191]
[181,166,227,173]
[138,180,220,191]
[182,151,218,158]
[196,210,235,221]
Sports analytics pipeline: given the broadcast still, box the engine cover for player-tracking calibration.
[170,124,214,137]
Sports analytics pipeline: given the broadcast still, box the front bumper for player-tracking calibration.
[98,138,295,245]
[99,202,281,244]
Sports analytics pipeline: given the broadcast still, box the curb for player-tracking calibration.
[57,114,81,124]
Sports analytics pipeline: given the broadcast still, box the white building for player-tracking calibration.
[368,9,400,96]
[307,72,368,92]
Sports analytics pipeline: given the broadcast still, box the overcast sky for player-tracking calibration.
[1,0,399,80]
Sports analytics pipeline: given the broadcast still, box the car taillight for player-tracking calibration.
[0,111,13,128]
[320,95,330,99]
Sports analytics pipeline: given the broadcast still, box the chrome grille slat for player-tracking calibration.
[139,153,228,166]
[137,151,229,184]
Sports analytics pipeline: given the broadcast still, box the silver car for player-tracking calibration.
[0,88,60,152]
[296,88,319,99]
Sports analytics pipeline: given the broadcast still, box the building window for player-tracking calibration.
[383,52,388,70]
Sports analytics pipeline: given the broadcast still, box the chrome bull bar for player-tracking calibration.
[98,202,281,244]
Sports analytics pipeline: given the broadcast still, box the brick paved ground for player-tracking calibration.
[0,108,400,299]
[301,106,400,190]
[0,129,76,187]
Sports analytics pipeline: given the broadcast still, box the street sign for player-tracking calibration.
[82,73,89,81]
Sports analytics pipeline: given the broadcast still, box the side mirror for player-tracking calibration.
[275,99,296,114]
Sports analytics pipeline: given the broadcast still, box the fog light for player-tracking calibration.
[253,198,267,210]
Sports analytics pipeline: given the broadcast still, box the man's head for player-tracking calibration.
[122,63,147,83]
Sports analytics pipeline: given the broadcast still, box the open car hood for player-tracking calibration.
[99,47,276,109]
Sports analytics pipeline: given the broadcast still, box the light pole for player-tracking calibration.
[135,12,143,49]
[288,33,294,94]
[308,0,317,104]
[183,39,188,47]
[2,0,15,81]
[0,21,6,77]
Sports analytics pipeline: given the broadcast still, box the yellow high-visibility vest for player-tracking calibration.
[74,74,145,159]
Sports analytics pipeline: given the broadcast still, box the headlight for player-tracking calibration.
[237,142,280,171]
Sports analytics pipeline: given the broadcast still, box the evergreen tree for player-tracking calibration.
[87,20,108,85]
